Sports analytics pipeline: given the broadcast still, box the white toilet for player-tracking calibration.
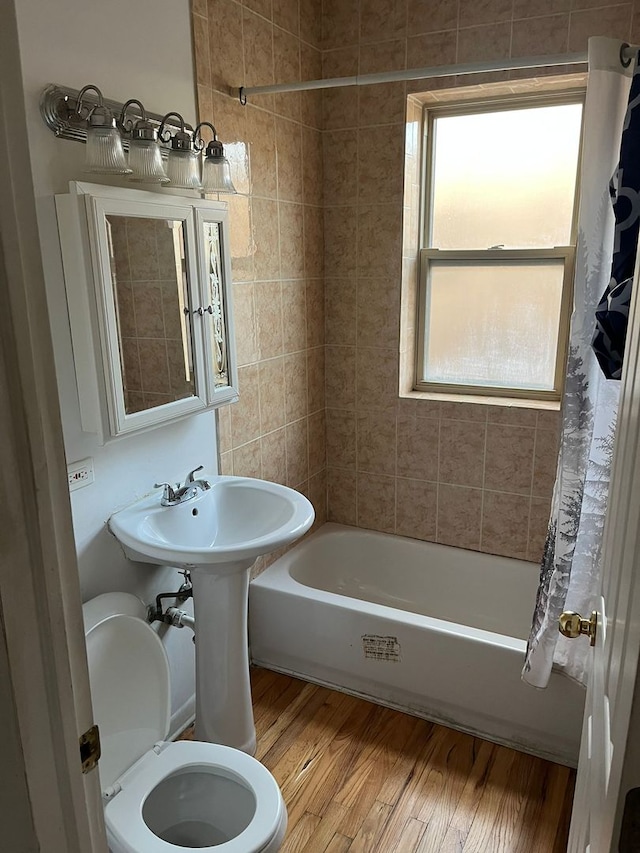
[83,592,287,853]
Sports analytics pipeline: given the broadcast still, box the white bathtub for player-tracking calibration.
[249,523,585,766]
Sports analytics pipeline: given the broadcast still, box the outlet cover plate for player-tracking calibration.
[68,457,94,491]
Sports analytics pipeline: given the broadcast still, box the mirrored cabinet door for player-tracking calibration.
[195,206,238,404]
[57,183,238,442]
[87,196,207,436]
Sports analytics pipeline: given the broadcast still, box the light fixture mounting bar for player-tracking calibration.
[40,84,193,145]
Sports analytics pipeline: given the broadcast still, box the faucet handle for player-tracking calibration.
[185,465,204,485]
[154,482,177,505]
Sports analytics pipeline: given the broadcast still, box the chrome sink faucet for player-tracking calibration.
[154,466,211,507]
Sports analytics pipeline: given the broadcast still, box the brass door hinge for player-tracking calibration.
[79,724,101,774]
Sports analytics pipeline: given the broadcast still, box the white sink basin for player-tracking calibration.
[109,475,315,569]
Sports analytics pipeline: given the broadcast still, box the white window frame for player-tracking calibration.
[415,91,584,402]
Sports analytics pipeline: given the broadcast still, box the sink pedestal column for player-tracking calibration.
[191,560,257,755]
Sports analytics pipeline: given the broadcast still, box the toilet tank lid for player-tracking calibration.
[84,610,171,790]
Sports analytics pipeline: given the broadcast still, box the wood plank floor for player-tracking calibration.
[183,668,575,852]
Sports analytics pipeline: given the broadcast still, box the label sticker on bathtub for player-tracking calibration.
[362,635,401,662]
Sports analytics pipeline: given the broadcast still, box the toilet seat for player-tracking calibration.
[105,740,285,853]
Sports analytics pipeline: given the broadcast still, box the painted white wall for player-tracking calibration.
[13,0,210,733]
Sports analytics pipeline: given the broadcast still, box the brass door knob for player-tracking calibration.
[559,610,597,646]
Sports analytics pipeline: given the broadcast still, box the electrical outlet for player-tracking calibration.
[67,457,95,492]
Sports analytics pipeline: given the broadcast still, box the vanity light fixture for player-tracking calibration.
[40,84,236,196]
[194,122,237,194]
[159,112,202,190]
[75,85,131,175]
[120,99,169,184]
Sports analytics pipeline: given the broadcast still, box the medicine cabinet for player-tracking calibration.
[56,182,238,441]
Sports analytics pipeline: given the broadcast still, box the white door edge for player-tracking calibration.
[568,231,640,851]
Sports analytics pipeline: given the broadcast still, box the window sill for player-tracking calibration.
[404,389,561,412]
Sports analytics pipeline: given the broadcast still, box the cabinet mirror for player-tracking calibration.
[56,183,238,440]
[107,214,195,415]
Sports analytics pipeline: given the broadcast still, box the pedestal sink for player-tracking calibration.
[108,475,314,754]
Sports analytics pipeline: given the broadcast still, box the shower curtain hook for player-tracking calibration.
[238,87,247,106]
[620,43,632,68]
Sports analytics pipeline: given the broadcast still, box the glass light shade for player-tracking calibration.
[166,149,202,189]
[127,139,169,183]
[202,156,237,193]
[84,125,131,174]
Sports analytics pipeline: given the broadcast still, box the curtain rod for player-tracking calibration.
[238,43,638,104]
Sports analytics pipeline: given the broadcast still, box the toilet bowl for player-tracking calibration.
[83,592,287,853]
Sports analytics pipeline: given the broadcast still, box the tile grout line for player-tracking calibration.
[435,416,441,544]
[478,415,489,553]
[526,417,540,561]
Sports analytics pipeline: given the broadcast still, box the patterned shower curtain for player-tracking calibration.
[592,51,640,378]
[523,38,634,689]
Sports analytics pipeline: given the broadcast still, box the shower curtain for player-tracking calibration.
[522,38,634,689]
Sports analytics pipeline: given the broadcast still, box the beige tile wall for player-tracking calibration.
[192,0,327,544]
[326,398,562,560]
[192,0,638,564]
[322,0,638,562]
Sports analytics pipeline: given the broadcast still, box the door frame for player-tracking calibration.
[0,1,106,850]
[3,4,640,850]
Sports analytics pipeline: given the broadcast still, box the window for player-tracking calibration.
[416,95,584,400]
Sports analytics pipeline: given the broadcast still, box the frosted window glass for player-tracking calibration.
[424,261,564,390]
[430,104,582,249]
